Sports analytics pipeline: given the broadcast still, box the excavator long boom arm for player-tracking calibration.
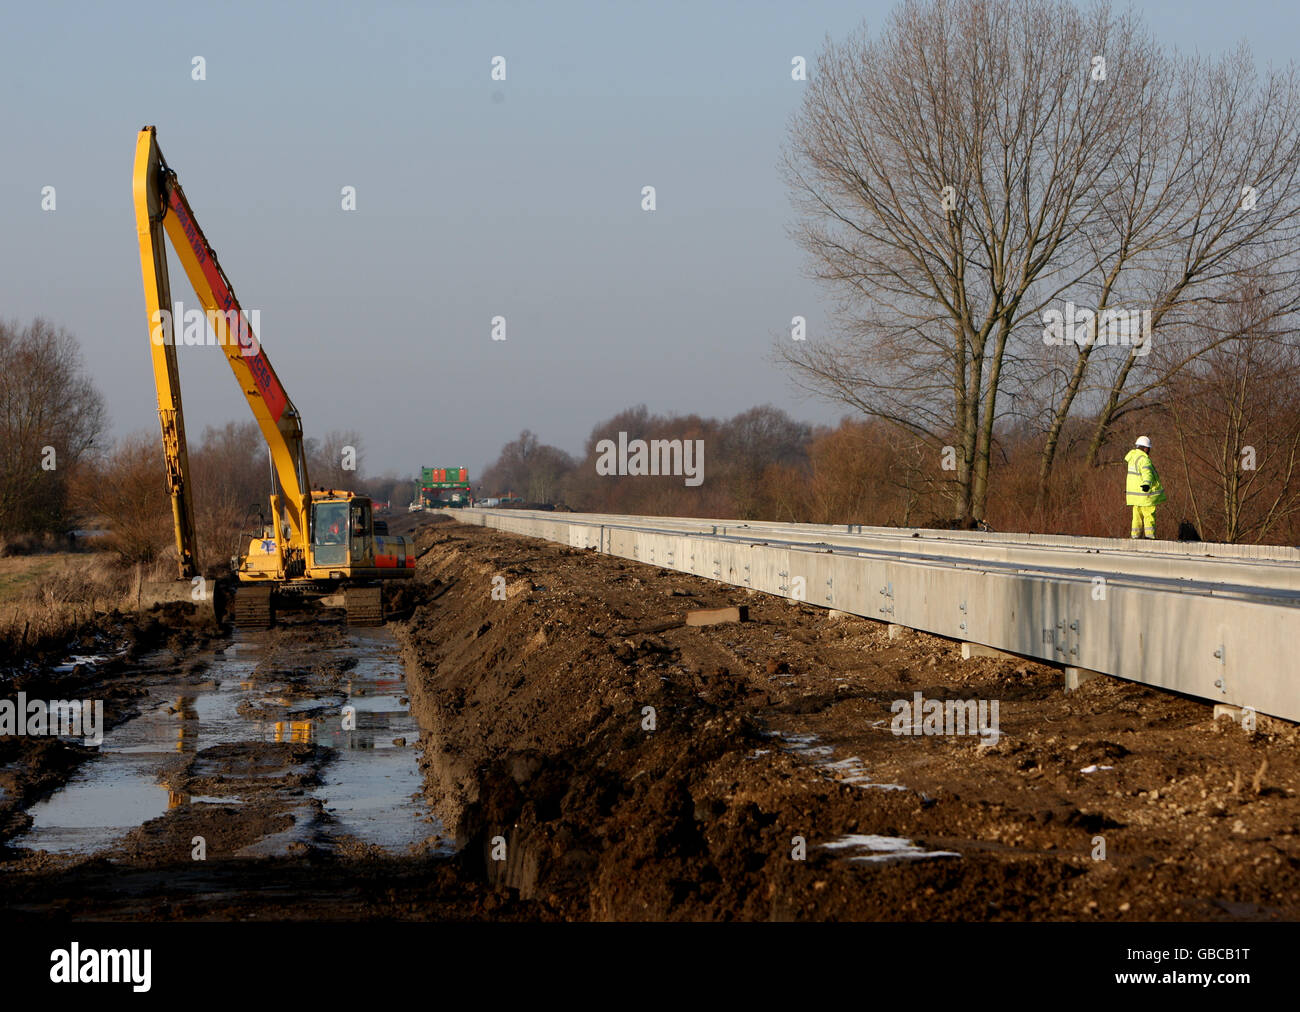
[133,126,311,575]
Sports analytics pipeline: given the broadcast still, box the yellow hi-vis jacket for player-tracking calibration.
[1125,448,1166,506]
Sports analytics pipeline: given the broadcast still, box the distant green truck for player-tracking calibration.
[414,466,471,508]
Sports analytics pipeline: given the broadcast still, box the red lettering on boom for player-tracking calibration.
[168,191,288,422]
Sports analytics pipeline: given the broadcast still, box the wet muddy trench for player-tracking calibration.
[13,624,449,863]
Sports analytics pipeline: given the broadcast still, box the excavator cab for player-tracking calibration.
[309,494,375,570]
[312,499,351,566]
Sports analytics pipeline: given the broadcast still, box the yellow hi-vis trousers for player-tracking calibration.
[1131,504,1157,539]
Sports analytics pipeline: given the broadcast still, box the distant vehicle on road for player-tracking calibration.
[407,502,424,512]
[415,467,471,509]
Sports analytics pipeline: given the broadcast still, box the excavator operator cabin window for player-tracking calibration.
[314,503,348,545]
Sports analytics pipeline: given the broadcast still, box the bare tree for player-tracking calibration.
[306,429,365,492]
[0,318,106,534]
[1162,288,1300,542]
[72,432,171,564]
[782,0,1300,521]
[480,430,577,504]
[1067,47,1300,474]
[714,406,811,519]
[190,421,270,569]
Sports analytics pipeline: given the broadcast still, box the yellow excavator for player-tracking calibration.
[133,126,414,626]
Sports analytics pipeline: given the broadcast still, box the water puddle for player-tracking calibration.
[822,833,961,863]
[51,653,113,675]
[821,755,907,791]
[765,730,907,790]
[13,755,172,854]
[308,635,433,851]
[14,628,444,857]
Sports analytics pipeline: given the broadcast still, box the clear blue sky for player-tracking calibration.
[0,0,1292,479]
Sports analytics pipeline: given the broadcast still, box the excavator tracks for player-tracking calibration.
[232,585,275,628]
[344,585,385,626]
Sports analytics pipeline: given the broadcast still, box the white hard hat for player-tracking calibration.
[1136,435,1151,449]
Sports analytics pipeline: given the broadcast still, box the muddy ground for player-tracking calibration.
[0,604,215,846]
[1,512,1296,920]
[0,588,530,921]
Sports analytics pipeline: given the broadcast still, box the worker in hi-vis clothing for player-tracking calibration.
[1124,435,1166,539]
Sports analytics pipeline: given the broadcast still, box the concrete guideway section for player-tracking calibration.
[454,509,1300,723]
[459,510,1300,607]
[540,510,1300,563]
[499,511,1300,596]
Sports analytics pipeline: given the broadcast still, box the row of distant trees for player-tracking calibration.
[478,383,1300,545]
[0,317,408,568]
[3,308,1298,559]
